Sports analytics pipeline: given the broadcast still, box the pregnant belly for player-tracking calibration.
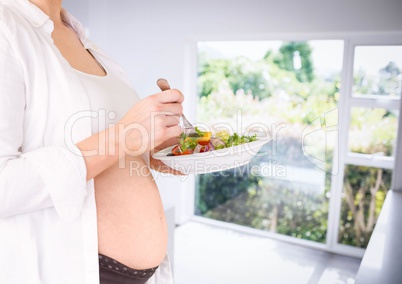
[94,154,167,270]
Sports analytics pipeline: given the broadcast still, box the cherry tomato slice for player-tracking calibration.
[171,145,182,156]
[197,132,212,146]
[181,149,193,155]
[171,145,193,156]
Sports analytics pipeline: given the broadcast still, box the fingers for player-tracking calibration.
[122,88,184,152]
[152,115,181,142]
[164,125,182,140]
[163,115,181,127]
[157,89,184,104]
[148,101,182,116]
[160,103,183,116]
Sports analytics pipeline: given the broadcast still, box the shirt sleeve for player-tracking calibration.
[0,24,88,221]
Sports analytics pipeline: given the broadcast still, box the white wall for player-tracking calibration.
[64,0,402,223]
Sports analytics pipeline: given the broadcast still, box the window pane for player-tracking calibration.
[348,107,399,156]
[353,46,402,97]
[339,165,392,248]
[195,40,343,243]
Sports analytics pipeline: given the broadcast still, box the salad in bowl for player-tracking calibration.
[153,128,268,174]
[168,127,258,156]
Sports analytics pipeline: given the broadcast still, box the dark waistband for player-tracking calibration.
[98,253,158,284]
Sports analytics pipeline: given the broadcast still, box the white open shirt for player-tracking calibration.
[0,0,173,283]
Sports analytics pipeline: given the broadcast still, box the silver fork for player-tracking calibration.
[156,78,198,136]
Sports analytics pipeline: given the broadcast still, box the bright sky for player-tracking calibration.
[198,40,402,75]
[354,46,402,75]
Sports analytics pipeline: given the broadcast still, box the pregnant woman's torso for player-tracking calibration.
[75,61,168,270]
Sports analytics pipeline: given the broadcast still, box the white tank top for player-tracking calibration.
[74,60,140,134]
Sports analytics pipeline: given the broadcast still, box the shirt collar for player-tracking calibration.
[9,0,50,29]
[7,0,87,43]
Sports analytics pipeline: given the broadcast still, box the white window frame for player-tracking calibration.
[180,32,402,258]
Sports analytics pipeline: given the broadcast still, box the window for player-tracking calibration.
[352,46,402,98]
[189,36,402,256]
[336,45,402,249]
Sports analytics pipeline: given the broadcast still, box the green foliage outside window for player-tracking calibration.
[195,41,400,248]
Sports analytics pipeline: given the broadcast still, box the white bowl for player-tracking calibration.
[152,139,270,174]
